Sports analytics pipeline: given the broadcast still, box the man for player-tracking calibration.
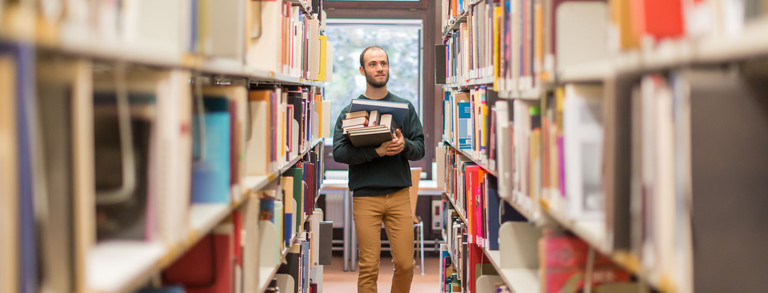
[332,46,425,293]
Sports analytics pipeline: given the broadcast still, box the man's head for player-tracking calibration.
[359,46,389,88]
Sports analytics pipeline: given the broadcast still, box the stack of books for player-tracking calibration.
[341,99,410,147]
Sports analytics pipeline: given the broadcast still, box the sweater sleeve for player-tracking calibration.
[332,106,380,165]
[402,102,425,161]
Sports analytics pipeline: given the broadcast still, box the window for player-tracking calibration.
[324,19,423,143]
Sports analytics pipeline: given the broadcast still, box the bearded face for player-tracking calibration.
[360,48,390,88]
[363,66,389,88]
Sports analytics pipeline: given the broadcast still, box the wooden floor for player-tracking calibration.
[323,256,441,292]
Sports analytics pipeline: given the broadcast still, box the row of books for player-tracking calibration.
[438,0,768,91]
[251,0,334,80]
[0,48,331,293]
[441,87,498,168]
[616,67,768,292]
[439,64,768,292]
[0,0,334,81]
[140,180,330,293]
[439,191,638,293]
[443,0,495,85]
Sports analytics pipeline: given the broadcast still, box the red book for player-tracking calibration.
[465,165,482,244]
[163,229,234,293]
[467,243,489,293]
[540,234,632,293]
[304,162,315,216]
[631,0,685,39]
[474,169,486,246]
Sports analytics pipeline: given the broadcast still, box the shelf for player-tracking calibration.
[286,0,315,16]
[442,13,468,37]
[442,139,498,177]
[446,74,495,89]
[85,137,324,293]
[278,138,324,174]
[501,192,534,221]
[483,250,541,293]
[0,24,325,87]
[499,87,544,100]
[444,191,469,225]
[539,198,608,253]
[87,242,167,293]
[697,18,768,63]
[557,59,614,82]
[257,241,298,292]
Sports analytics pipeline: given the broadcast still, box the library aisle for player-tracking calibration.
[3,0,768,292]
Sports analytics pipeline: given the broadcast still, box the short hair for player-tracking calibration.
[359,46,389,67]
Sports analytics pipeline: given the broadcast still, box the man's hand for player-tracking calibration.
[375,140,392,157]
[386,129,405,156]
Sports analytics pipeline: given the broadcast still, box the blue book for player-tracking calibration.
[192,97,231,203]
[301,240,310,293]
[457,101,473,149]
[485,175,502,251]
[284,213,293,246]
[348,98,410,127]
[2,43,39,293]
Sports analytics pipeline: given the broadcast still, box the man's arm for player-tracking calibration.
[401,103,425,161]
[332,106,385,165]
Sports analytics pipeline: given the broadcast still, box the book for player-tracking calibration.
[245,89,273,176]
[36,67,76,293]
[0,53,18,293]
[192,96,231,204]
[348,99,409,127]
[369,110,380,126]
[540,232,632,293]
[378,113,398,132]
[563,84,604,220]
[345,110,369,119]
[347,125,395,147]
[163,224,234,293]
[341,116,368,128]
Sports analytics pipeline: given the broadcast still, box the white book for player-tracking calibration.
[563,83,605,220]
[248,0,283,73]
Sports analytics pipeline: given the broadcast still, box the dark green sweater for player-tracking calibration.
[332,92,425,196]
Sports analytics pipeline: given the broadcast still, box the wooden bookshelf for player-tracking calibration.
[483,250,541,293]
[442,138,498,177]
[86,138,324,293]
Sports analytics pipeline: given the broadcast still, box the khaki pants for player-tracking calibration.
[353,187,414,293]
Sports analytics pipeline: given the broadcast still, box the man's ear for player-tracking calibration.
[359,66,365,75]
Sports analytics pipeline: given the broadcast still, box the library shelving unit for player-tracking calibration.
[436,0,768,293]
[0,1,334,293]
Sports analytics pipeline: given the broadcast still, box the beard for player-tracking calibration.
[364,69,389,88]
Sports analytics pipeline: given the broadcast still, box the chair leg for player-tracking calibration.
[419,222,425,276]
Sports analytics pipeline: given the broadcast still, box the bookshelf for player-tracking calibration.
[1,0,333,292]
[436,0,768,293]
[442,138,497,177]
[483,250,540,293]
[83,128,326,293]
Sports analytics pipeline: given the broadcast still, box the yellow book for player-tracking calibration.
[535,1,543,79]
[318,36,328,81]
[529,128,541,201]
[493,6,502,91]
[610,0,639,50]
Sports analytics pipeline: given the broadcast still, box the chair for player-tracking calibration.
[409,167,425,276]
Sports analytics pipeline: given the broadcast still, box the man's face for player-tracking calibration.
[360,49,389,88]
